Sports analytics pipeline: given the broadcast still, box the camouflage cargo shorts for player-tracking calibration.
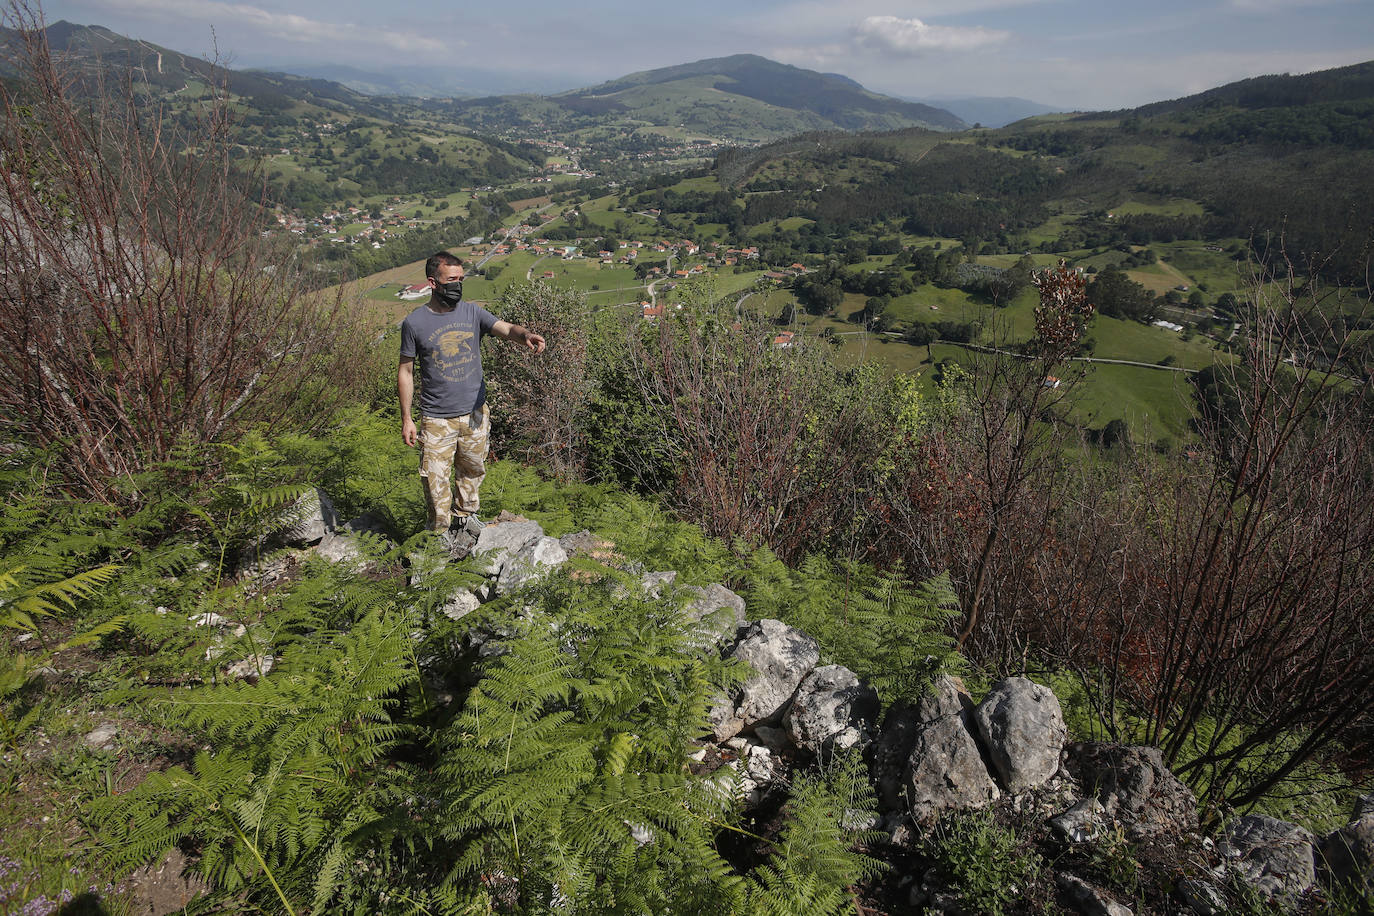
[418,403,489,533]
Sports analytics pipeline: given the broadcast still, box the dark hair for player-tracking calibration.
[425,250,464,280]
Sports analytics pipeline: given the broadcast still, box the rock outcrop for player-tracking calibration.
[1066,743,1200,839]
[709,619,819,742]
[784,664,879,755]
[903,675,1001,821]
[974,676,1066,793]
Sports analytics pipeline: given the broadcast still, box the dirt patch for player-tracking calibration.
[124,848,210,916]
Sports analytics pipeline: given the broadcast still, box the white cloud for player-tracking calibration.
[853,15,1010,54]
[89,0,445,55]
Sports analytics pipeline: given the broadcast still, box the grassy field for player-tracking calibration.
[1074,363,1198,443]
[1087,314,1221,368]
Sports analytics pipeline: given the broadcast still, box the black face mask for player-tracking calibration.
[434,279,463,306]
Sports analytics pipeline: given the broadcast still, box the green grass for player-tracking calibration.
[1087,315,1221,368]
[1073,362,1198,442]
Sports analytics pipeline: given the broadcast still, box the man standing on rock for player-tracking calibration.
[399,251,545,550]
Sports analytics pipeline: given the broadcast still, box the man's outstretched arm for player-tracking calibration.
[398,356,418,446]
[491,320,546,354]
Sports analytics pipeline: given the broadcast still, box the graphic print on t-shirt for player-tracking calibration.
[428,327,476,383]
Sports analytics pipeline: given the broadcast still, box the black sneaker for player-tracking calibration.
[453,514,487,537]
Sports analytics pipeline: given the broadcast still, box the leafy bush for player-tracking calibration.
[925,808,1046,916]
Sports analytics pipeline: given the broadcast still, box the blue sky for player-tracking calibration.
[32,0,1374,109]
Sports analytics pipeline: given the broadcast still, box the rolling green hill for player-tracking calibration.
[442,54,965,143]
[0,20,543,206]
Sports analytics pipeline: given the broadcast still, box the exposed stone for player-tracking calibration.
[707,695,743,743]
[1176,877,1228,916]
[640,570,677,598]
[1049,798,1109,844]
[339,511,389,537]
[742,744,777,806]
[1056,873,1133,916]
[281,487,337,547]
[472,515,545,575]
[239,551,297,593]
[84,723,118,752]
[188,612,229,627]
[407,542,452,587]
[494,535,568,596]
[842,808,882,832]
[751,724,790,751]
[1066,743,1199,839]
[680,583,748,649]
[903,675,1000,821]
[708,619,819,741]
[225,654,274,681]
[784,664,879,755]
[315,533,365,569]
[1319,811,1374,897]
[974,676,1066,793]
[440,589,483,621]
[1218,814,1316,903]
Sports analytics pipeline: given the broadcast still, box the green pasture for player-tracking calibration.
[1126,260,1194,295]
[1073,363,1198,443]
[1024,211,1083,248]
[1087,315,1221,368]
[670,175,724,194]
[882,284,1038,340]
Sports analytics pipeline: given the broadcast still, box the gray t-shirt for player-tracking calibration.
[399,300,499,418]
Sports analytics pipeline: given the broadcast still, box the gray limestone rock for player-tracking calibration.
[472,517,545,575]
[869,702,923,813]
[903,675,1000,821]
[1218,814,1316,904]
[679,583,748,649]
[1176,877,1228,916]
[1319,811,1374,897]
[1066,743,1199,839]
[640,570,677,598]
[84,722,118,752]
[225,653,274,681]
[751,724,790,751]
[708,619,819,741]
[1056,873,1133,916]
[1049,798,1109,843]
[281,487,337,546]
[783,664,879,755]
[494,535,568,596]
[974,676,1066,793]
[440,589,483,621]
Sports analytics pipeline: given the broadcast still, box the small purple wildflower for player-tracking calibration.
[19,894,56,916]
